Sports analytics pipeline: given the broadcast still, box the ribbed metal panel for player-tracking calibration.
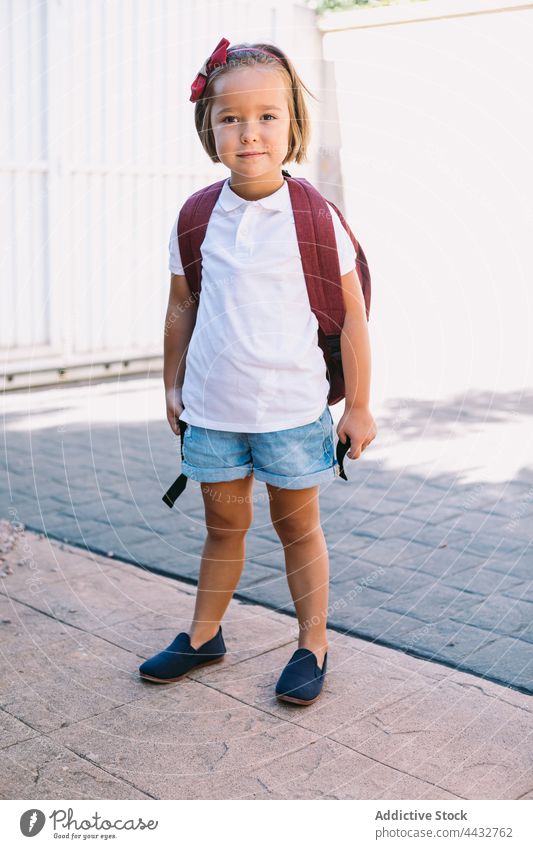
[2,0,323,365]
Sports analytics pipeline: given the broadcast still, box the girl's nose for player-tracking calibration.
[240,123,258,143]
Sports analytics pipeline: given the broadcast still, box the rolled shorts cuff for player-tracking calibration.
[253,464,338,490]
[180,460,253,483]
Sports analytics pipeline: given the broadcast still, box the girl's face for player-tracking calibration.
[210,66,292,183]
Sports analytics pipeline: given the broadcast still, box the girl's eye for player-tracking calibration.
[220,114,276,124]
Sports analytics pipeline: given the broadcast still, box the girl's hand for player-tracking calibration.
[337,406,377,460]
[166,387,184,435]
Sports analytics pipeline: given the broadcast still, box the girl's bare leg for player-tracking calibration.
[266,483,329,668]
[188,474,254,648]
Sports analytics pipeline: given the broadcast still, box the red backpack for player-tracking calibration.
[177,170,371,406]
[162,171,371,507]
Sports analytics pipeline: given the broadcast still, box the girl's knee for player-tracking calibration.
[202,478,254,536]
[205,514,251,539]
[268,486,321,545]
[271,514,321,547]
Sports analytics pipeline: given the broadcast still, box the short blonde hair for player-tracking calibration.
[194,42,315,165]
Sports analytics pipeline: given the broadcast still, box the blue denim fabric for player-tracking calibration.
[181,405,339,489]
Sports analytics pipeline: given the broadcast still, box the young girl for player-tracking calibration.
[139,37,377,704]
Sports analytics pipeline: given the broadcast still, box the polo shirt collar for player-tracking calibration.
[218,177,290,212]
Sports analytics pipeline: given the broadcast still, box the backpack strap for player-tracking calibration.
[285,176,371,323]
[284,174,371,406]
[285,175,346,404]
[177,179,226,298]
[285,176,346,337]
[162,419,189,508]
[325,198,371,321]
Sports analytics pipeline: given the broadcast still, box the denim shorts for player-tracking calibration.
[180,405,339,489]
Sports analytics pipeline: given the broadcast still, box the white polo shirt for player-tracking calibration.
[168,177,356,433]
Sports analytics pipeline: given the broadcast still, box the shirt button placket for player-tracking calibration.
[236,204,256,255]
[236,207,248,253]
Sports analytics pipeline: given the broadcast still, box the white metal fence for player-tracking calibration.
[1,0,326,371]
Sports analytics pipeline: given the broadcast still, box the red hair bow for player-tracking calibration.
[189,37,230,103]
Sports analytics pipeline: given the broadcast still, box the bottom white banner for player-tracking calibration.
[2,799,532,848]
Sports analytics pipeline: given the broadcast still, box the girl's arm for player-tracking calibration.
[337,269,377,459]
[163,273,198,433]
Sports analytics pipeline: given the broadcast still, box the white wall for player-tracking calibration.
[321,1,533,403]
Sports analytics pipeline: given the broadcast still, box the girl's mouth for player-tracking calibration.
[236,152,265,157]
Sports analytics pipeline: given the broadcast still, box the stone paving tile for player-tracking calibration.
[48,682,323,800]
[329,495,442,522]
[396,523,476,551]
[478,547,533,582]
[381,583,484,623]
[0,735,151,799]
[331,535,436,567]
[329,555,397,586]
[0,536,116,596]
[1,566,185,634]
[110,539,203,580]
[48,489,112,508]
[342,562,436,596]
[403,545,488,578]
[198,736,463,800]
[440,564,524,596]
[396,501,464,526]
[322,602,434,646]
[50,514,122,553]
[320,506,381,535]
[373,617,494,663]
[90,522,160,548]
[352,513,426,542]
[502,581,533,604]
[450,595,533,644]
[359,475,442,501]
[327,584,396,621]
[0,596,79,655]
[325,491,408,517]
[376,617,533,693]
[325,680,533,800]
[42,521,121,554]
[0,709,39,750]
[442,633,533,693]
[0,629,145,734]
[454,482,533,518]
[440,510,531,541]
[447,530,528,559]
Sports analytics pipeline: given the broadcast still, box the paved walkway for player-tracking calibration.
[2,378,533,695]
[1,525,532,800]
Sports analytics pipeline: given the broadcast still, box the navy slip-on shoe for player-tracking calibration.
[275,648,328,705]
[139,626,226,683]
